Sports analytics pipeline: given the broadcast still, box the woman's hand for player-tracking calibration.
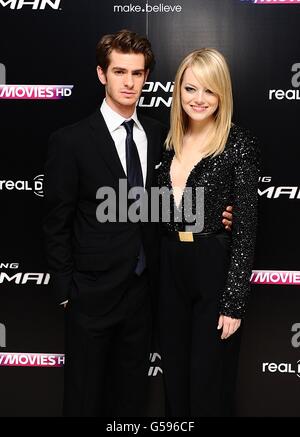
[217,315,241,339]
[222,205,233,231]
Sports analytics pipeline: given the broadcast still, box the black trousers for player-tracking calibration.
[159,232,241,417]
[63,270,151,417]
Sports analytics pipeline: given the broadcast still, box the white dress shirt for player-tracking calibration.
[100,99,148,186]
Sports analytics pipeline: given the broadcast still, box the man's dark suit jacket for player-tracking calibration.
[43,109,167,315]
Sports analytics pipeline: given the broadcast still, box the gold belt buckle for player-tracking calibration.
[178,231,194,242]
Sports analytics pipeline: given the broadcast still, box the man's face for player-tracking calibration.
[97,50,148,115]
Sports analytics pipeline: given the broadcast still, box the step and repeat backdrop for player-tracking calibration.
[0,0,300,417]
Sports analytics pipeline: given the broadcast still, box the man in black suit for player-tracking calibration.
[44,29,233,417]
[44,29,167,417]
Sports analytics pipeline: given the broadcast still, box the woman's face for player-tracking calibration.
[180,67,219,124]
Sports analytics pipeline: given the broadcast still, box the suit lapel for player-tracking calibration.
[89,110,127,181]
[89,110,157,190]
[140,116,155,191]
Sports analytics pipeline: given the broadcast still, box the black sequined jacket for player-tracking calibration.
[157,124,260,318]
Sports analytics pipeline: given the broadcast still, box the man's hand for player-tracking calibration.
[217,315,241,340]
[222,205,233,231]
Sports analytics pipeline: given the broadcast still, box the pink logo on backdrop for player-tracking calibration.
[0,85,73,100]
[251,270,300,285]
[256,0,300,3]
[242,0,300,4]
[0,353,65,367]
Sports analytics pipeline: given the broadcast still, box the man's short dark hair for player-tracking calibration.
[96,29,155,72]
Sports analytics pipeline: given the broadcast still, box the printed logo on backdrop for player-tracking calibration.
[0,174,44,197]
[139,81,174,108]
[261,324,300,379]
[269,63,300,101]
[251,270,300,285]
[0,353,65,367]
[0,63,6,84]
[262,361,300,378]
[258,176,300,199]
[291,323,300,348]
[0,323,6,348]
[0,0,62,9]
[0,63,73,100]
[0,350,162,369]
[0,262,49,285]
[148,352,163,376]
[113,1,182,13]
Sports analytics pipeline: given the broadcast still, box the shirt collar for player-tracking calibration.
[100,99,143,133]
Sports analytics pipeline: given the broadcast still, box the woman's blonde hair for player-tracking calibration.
[165,48,233,158]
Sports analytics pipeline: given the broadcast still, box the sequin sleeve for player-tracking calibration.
[219,131,260,319]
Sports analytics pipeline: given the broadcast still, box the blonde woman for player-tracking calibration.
[158,48,260,416]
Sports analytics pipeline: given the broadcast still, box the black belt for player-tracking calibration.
[164,229,224,242]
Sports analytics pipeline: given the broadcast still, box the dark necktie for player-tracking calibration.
[123,119,146,275]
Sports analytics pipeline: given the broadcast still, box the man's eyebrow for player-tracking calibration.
[112,67,145,73]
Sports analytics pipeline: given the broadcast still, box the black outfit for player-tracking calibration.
[157,125,260,416]
[43,110,166,416]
